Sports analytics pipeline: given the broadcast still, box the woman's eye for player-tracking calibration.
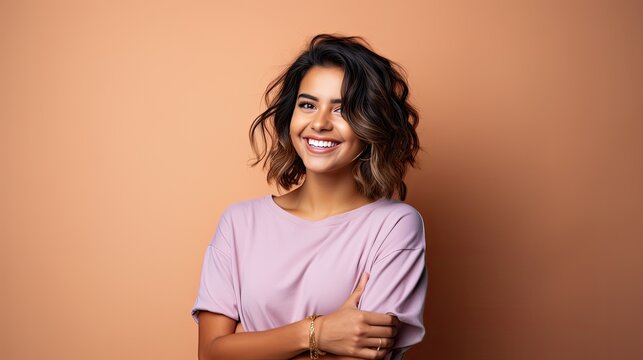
[298,102,314,110]
[297,102,342,114]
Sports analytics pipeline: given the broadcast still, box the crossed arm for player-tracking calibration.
[195,211,426,359]
[199,311,374,360]
[196,272,399,360]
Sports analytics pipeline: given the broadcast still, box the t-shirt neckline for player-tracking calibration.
[265,194,386,226]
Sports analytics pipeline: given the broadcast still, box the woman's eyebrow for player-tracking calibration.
[297,93,342,104]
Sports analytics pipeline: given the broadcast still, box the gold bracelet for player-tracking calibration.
[307,314,327,359]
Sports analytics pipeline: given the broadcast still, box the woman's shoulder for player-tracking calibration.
[217,194,271,222]
[372,198,426,251]
[373,197,423,221]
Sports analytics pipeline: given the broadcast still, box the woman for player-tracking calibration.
[191,33,428,360]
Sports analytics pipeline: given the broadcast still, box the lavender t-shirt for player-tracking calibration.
[191,194,428,358]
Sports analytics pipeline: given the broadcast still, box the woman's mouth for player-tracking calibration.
[304,137,341,154]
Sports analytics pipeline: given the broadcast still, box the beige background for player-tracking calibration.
[1,1,642,359]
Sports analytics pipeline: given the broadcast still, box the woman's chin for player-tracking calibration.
[303,164,353,176]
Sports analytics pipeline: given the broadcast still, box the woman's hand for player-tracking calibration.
[290,353,373,359]
[314,272,399,359]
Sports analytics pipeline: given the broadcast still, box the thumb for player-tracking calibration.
[344,272,369,308]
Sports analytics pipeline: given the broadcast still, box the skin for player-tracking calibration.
[277,65,374,217]
[197,65,399,360]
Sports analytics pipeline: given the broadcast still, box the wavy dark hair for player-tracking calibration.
[248,33,422,201]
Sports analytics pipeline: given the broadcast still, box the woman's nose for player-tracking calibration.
[310,109,333,131]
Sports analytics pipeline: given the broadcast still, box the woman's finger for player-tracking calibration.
[342,272,369,308]
[365,324,397,338]
[360,311,399,326]
[352,347,390,360]
[364,336,395,349]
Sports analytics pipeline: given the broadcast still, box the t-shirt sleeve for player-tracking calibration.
[191,212,239,324]
[358,209,428,359]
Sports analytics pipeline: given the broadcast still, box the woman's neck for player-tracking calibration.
[286,171,372,216]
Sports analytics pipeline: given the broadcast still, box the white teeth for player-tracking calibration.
[307,138,338,148]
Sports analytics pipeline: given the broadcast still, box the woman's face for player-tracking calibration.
[290,65,366,175]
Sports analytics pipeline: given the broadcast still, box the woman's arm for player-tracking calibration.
[198,311,309,360]
[234,321,364,360]
[354,211,428,358]
[198,272,396,360]
[290,352,368,360]
[234,320,368,360]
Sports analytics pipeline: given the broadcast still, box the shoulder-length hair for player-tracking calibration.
[248,33,422,201]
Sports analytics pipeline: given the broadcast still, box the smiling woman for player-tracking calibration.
[191,33,427,360]
[290,66,367,173]
[249,34,421,201]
